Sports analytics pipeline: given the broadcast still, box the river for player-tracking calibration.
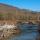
[7,23,39,40]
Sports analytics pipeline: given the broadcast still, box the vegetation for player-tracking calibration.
[0,3,40,22]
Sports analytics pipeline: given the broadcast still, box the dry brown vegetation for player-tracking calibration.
[0,3,40,24]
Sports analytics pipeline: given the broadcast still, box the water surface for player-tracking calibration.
[7,24,38,40]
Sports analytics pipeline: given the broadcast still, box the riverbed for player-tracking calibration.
[6,24,38,40]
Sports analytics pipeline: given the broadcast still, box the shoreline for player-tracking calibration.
[0,23,21,40]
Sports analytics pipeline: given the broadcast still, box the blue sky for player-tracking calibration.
[0,0,40,11]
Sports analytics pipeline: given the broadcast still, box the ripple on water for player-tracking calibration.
[7,32,38,40]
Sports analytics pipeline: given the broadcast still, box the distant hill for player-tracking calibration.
[0,3,39,21]
[0,3,16,14]
[0,3,17,20]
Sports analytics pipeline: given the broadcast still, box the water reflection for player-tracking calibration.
[7,23,38,40]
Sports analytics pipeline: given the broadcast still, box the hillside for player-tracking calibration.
[0,3,16,20]
[0,3,40,23]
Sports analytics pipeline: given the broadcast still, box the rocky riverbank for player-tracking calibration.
[0,23,21,40]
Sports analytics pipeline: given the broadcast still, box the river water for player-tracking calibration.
[7,23,39,40]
